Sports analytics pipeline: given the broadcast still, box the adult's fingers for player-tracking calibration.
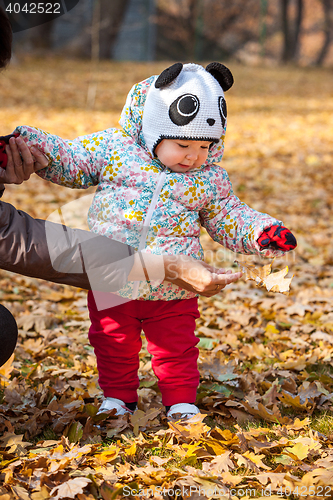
[8,136,25,181]
[212,271,242,287]
[14,136,35,179]
[4,138,48,184]
[198,271,242,297]
[3,144,18,183]
[197,262,237,277]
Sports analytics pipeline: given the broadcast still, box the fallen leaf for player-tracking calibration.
[0,354,15,380]
[49,477,91,500]
[236,260,293,294]
[130,408,161,436]
[202,451,235,473]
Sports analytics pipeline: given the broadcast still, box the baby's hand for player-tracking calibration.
[0,134,19,168]
[0,135,49,184]
[258,224,297,252]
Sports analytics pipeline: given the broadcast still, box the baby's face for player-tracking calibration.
[155,139,211,173]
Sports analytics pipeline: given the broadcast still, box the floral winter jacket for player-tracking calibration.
[15,76,282,301]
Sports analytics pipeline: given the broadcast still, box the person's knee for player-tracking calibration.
[0,304,18,367]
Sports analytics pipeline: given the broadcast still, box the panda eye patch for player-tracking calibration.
[169,94,200,126]
[219,96,227,129]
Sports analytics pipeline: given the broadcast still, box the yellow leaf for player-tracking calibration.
[168,413,210,440]
[201,438,227,456]
[243,451,271,470]
[95,446,119,465]
[286,435,322,462]
[0,354,15,380]
[278,391,312,410]
[286,417,310,430]
[236,260,293,294]
[265,323,279,335]
[180,443,198,457]
[124,442,136,457]
[285,442,311,461]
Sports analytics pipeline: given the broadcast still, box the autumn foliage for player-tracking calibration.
[0,58,333,498]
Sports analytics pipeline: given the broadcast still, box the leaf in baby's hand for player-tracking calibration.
[235,260,293,294]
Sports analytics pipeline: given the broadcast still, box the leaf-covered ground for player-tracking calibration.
[0,59,333,499]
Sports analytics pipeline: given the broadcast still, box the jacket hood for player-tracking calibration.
[119,75,226,167]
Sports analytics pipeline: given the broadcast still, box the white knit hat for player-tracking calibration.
[142,62,234,155]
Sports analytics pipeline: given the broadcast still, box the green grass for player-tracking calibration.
[311,412,333,436]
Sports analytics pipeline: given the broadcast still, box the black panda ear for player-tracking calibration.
[155,63,183,89]
[205,62,234,92]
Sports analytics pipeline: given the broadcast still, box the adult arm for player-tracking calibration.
[0,199,241,295]
[0,199,135,290]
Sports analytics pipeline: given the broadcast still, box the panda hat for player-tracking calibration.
[142,62,234,156]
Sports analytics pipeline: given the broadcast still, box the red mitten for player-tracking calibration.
[0,133,19,169]
[258,224,297,251]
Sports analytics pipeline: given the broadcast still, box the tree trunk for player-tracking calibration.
[98,0,131,59]
[281,0,304,62]
[28,0,60,50]
[281,0,291,61]
[30,22,54,50]
[316,0,332,65]
[292,0,303,59]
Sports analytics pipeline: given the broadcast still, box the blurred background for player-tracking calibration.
[7,0,333,66]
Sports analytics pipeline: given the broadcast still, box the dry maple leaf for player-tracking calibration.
[49,477,91,500]
[168,413,210,441]
[130,408,161,436]
[0,433,32,455]
[202,451,235,473]
[235,260,293,294]
[278,391,312,410]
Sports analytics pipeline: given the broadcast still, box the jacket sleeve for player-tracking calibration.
[0,200,134,291]
[13,126,115,189]
[200,168,284,257]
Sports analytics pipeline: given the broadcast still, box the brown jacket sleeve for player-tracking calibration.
[0,200,134,291]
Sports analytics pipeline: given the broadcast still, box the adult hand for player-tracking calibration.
[0,135,48,184]
[164,254,242,297]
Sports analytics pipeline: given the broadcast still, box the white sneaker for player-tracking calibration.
[97,397,131,416]
[166,403,200,420]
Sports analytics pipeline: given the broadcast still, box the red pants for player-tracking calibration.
[88,292,200,406]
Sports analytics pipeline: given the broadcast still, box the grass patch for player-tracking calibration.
[311,412,333,436]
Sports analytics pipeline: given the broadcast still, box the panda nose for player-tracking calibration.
[207,118,215,126]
